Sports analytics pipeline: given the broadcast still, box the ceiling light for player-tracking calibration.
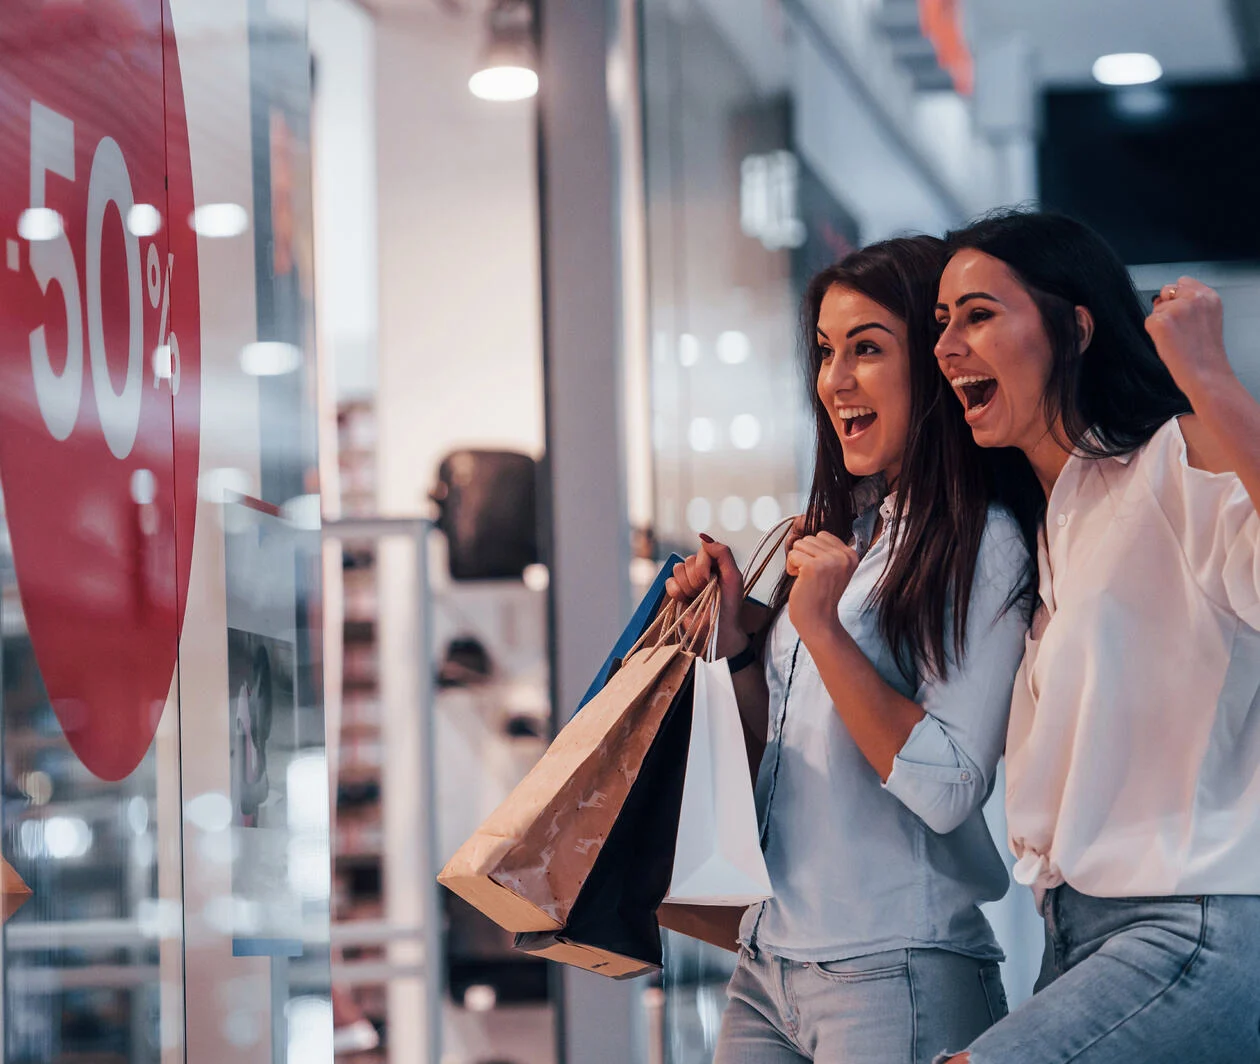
[469,67,538,102]
[470,0,538,102]
[1092,53,1162,87]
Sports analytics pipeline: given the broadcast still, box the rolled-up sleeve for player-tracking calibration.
[1162,430,1260,629]
[883,509,1031,834]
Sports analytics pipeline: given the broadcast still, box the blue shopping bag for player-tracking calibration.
[575,554,685,714]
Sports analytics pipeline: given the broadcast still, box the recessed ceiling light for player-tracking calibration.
[1092,53,1162,86]
[469,66,538,102]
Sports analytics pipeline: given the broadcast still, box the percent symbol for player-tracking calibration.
[146,241,180,395]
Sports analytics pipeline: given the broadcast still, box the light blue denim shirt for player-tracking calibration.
[740,497,1030,963]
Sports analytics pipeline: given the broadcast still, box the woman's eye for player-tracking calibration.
[855,341,880,356]
[968,307,993,324]
[933,317,948,332]
[819,347,834,361]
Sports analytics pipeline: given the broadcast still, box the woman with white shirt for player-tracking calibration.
[668,236,1042,1064]
[934,210,1260,1064]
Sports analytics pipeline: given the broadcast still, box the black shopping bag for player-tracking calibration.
[514,666,695,977]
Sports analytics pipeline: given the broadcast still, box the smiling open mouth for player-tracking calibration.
[953,375,998,415]
[838,407,878,438]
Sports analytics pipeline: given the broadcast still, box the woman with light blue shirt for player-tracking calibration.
[667,237,1041,1064]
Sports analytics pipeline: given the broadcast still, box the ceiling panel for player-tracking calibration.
[965,0,1245,84]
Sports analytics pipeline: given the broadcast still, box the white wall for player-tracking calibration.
[374,11,545,518]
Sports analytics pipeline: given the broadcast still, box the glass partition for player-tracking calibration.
[0,2,329,1061]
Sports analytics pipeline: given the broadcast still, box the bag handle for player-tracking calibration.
[627,515,799,663]
[625,577,718,660]
[741,514,800,598]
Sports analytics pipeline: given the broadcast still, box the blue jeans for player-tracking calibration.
[959,886,1260,1063]
[715,946,1008,1064]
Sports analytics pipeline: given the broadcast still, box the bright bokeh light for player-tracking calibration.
[465,984,498,1012]
[288,835,332,900]
[240,341,302,376]
[189,202,249,238]
[287,997,334,1064]
[18,207,63,241]
[720,496,748,532]
[686,497,712,533]
[281,493,322,531]
[127,203,162,236]
[523,563,550,591]
[679,333,701,367]
[469,65,538,101]
[751,495,783,531]
[130,468,157,505]
[730,414,762,450]
[197,467,253,504]
[185,791,233,833]
[286,755,329,833]
[44,816,93,859]
[716,330,751,365]
[1092,53,1162,86]
[689,417,717,452]
[128,796,150,836]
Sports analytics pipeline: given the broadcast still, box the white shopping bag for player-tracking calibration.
[664,655,773,906]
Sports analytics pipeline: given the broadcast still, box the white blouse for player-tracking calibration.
[1007,417,1260,897]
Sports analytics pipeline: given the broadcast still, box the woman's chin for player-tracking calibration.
[968,422,1011,449]
[841,452,882,479]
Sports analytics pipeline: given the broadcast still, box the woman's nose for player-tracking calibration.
[935,320,965,362]
[819,357,856,394]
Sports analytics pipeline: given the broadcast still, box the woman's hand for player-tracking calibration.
[782,514,807,558]
[1146,277,1234,405]
[786,531,859,641]
[665,535,747,658]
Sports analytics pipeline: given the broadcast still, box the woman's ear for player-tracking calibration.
[1075,305,1095,354]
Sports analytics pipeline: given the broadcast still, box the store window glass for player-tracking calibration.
[0,1,329,1062]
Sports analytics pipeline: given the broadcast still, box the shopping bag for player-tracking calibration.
[656,902,744,953]
[576,553,685,713]
[654,516,798,947]
[438,585,714,934]
[663,655,772,905]
[513,664,696,977]
[1,857,31,923]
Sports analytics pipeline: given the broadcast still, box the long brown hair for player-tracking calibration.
[769,236,1039,680]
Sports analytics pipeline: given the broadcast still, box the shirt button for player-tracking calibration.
[960,771,971,781]
[1055,514,1068,527]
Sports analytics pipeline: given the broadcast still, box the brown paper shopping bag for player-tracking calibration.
[1,857,32,923]
[438,589,713,934]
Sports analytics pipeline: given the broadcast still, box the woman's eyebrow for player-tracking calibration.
[845,322,895,339]
[934,291,1000,313]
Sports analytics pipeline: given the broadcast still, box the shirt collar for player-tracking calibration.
[850,474,897,558]
[1078,428,1138,465]
[850,473,888,517]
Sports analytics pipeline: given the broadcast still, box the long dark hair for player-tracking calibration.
[769,236,1040,680]
[943,209,1191,458]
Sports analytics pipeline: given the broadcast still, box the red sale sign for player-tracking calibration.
[0,0,201,780]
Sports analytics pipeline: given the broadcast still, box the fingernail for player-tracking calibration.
[699,533,714,543]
